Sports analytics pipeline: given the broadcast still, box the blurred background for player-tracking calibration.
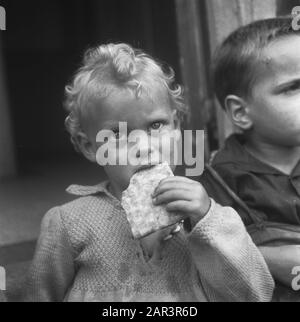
[0,0,298,300]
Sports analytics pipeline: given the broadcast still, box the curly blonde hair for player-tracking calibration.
[64,43,189,152]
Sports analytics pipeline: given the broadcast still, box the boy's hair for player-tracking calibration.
[213,16,300,109]
[64,43,188,151]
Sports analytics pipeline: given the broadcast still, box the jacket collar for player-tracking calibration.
[212,134,300,177]
[66,180,124,208]
[66,180,112,196]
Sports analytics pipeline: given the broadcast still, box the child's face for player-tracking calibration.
[84,87,181,194]
[246,35,300,147]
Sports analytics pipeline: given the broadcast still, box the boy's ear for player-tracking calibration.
[224,95,253,130]
[76,132,96,163]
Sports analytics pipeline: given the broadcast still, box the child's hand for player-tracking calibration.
[140,224,181,261]
[152,176,211,226]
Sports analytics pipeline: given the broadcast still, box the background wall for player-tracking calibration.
[1,0,180,174]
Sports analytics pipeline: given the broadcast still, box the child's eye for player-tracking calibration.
[283,82,300,94]
[111,129,120,138]
[111,128,124,140]
[150,122,164,131]
[114,132,120,139]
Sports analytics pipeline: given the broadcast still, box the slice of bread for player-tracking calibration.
[121,162,182,239]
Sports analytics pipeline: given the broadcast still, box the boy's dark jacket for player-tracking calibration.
[198,134,300,301]
[198,134,300,247]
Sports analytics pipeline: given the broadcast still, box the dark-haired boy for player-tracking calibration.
[202,17,300,291]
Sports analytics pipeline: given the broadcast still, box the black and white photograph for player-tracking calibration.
[0,0,300,305]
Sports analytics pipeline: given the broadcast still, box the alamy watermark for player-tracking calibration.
[292,6,300,31]
[292,266,300,291]
[0,6,6,30]
[95,123,205,176]
[0,266,5,291]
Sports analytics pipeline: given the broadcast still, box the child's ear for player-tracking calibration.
[225,95,253,130]
[76,132,96,163]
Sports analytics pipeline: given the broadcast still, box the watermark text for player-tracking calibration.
[95,123,205,176]
[292,266,300,291]
[0,266,6,291]
[0,6,6,30]
[292,6,300,31]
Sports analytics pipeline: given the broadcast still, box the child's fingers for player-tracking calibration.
[163,223,181,241]
[153,189,192,205]
[172,223,181,234]
[165,200,195,213]
[157,179,207,199]
[163,234,173,241]
[153,182,192,197]
[154,176,199,195]
[153,180,203,199]
[158,176,197,187]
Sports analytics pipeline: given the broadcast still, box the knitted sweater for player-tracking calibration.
[24,181,274,302]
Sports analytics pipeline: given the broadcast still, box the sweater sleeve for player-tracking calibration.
[187,199,274,302]
[23,207,75,302]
